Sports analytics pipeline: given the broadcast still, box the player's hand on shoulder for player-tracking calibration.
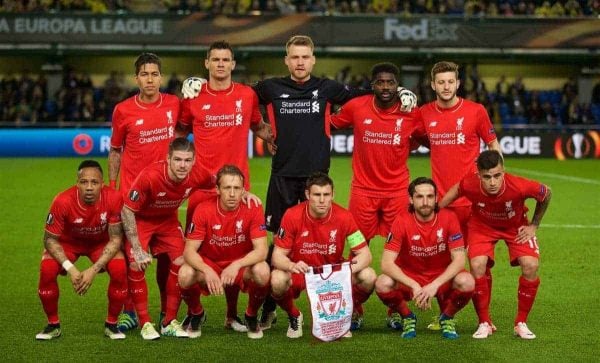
[397,87,417,113]
[243,191,262,207]
[181,77,207,99]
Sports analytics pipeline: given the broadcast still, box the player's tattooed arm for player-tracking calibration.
[531,187,552,227]
[517,187,552,243]
[108,147,122,188]
[121,207,152,270]
[91,223,123,273]
[43,231,69,265]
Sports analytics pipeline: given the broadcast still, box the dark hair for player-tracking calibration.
[207,40,235,60]
[430,61,459,81]
[477,150,504,171]
[306,171,334,191]
[216,164,244,186]
[168,137,195,155]
[371,62,400,80]
[407,177,439,213]
[135,52,161,75]
[78,160,103,176]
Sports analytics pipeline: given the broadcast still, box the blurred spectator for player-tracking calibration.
[495,75,510,101]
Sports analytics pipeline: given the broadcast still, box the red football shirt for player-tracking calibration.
[45,186,123,246]
[110,93,180,193]
[458,172,549,230]
[124,161,196,220]
[331,95,426,198]
[179,82,261,189]
[186,197,267,266]
[385,209,464,280]
[420,98,497,207]
[275,201,367,267]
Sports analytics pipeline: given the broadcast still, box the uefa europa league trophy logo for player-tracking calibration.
[571,133,584,159]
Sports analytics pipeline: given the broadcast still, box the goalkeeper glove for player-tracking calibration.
[181,77,207,99]
[397,87,417,112]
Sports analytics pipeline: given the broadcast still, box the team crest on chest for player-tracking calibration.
[395,118,403,131]
[456,117,464,130]
[436,228,444,243]
[167,110,173,124]
[235,219,243,234]
[235,99,242,113]
[505,200,516,218]
[100,212,107,224]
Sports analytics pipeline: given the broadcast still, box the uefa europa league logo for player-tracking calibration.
[571,133,584,159]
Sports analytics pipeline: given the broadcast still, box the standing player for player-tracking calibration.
[178,165,270,339]
[419,61,501,330]
[331,62,426,330]
[270,172,376,339]
[177,41,272,331]
[36,160,128,340]
[440,150,551,339]
[109,52,179,332]
[375,177,474,339]
[121,138,206,340]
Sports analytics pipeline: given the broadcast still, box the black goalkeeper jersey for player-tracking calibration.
[253,76,368,177]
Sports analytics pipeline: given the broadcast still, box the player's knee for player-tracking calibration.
[251,262,271,287]
[454,271,475,292]
[178,264,196,288]
[469,258,488,278]
[375,274,394,293]
[519,257,539,278]
[39,258,61,283]
[106,258,127,282]
[270,269,290,295]
[356,267,377,290]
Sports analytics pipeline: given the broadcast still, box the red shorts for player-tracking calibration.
[43,242,106,274]
[349,192,408,241]
[124,217,185,263]
[186,189,217,228]
[467,220,540,266]
[198,257,248,295]
[446,205,471,243]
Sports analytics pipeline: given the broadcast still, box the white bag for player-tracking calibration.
[305,262,353,342]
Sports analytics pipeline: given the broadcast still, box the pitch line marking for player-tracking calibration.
[542,224,600,229]
[510,168,600,186]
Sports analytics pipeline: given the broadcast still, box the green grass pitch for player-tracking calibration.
[0,156,598,361]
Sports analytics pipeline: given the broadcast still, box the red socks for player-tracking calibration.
[442,288,474,317]
[473,276,492,324]
[128,268,151,325]
[246,280,270,317]
[38,259,61,324]
[376,289,411,317]
[180,283,203,316]
[224,285,241,319]
[105,258,128,324]
[163,264,183,326]
[352,284,373,315]
[273,290,300,318]
[515,276,540,324]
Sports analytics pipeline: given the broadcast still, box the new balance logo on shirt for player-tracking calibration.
[135,119,144,126]
[157,192,166,197]
[202,104,211,110]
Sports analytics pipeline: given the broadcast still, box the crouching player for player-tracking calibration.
[121,138,207,340]
[270,172,376,339]
[37,160,128,340]
[440,150,551,340]
[376,177,474,339]
[178,165,270,339]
